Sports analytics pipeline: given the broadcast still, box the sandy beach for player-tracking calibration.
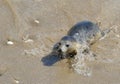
[0,0,120,84]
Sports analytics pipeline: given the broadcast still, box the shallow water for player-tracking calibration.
[0,0,120,84]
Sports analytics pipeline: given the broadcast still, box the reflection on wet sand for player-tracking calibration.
[41,53,61,66]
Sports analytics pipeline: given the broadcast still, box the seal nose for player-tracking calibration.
[58,49,62,53]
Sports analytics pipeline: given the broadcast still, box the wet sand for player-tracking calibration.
[0,0,120,84]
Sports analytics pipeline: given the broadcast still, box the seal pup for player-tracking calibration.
[52,21,109,75]
[53,21,105,58]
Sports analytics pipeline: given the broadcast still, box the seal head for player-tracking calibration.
[53,36,78,59]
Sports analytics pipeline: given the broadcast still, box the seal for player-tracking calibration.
[53,21,106,59]
[52,21,112,75]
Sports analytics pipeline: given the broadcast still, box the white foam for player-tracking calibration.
[71,47,93,76]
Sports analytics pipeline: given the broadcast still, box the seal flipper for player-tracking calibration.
[99,28,112,40]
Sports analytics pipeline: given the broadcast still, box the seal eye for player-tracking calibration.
[58,43,61,45]
[66,44,69,47]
